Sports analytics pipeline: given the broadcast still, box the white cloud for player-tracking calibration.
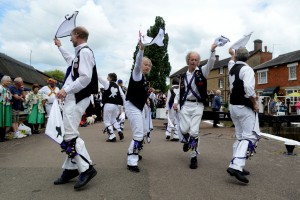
[0,0,300,83]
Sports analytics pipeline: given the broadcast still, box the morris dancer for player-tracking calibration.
[98,73,125,142]
[125,40,152,172]
[143,98,153,143]
[54,26,98,190]
[226,47,260,184]
[173,42,218,169]
[165,77,180,141]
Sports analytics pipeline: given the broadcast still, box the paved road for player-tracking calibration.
[0,119,299,200]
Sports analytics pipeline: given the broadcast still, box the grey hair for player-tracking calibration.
[185,51,201,65]
[1,75,11,83]
[235,47,249,62]
[14,77,23,83]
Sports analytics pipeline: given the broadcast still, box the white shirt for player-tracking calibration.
[58,43,95,94]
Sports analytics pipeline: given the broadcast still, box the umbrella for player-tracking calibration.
[287,92,300,97]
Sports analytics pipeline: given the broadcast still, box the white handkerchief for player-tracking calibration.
[214,35,230,47]
[230,32,253,50]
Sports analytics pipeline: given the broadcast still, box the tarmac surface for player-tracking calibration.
[0,119,299,200]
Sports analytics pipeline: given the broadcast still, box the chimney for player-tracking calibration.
[215,55,219,62]
[264,46,267,52]
[254,39,262,51]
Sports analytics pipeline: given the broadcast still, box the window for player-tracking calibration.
[288,63,297,80]
[257,69,268,84]
[219,79,223,89]
[219,67,224,74]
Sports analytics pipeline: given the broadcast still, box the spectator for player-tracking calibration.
[212,90,222,127]
[24,83,45,134]
[8,77,26,139]
[0,75,12,142]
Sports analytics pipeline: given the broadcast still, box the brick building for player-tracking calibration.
[254,50,300,106]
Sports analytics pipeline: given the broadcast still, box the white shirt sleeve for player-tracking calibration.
[132,49,144,81]
[201,50,216,78]
[58,46,75,66]
[240,65,256,98]
[98,76,110,90]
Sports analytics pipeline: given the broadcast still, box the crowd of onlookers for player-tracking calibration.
[0,76,55,142]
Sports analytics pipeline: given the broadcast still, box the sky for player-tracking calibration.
[0,0,300,86]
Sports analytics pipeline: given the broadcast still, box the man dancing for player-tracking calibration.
[173,42,218,169]
[54,26,98,190]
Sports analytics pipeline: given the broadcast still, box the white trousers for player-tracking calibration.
[103,103,121,140]
[179,101,204,157]
[143,105,153,134]
[61,94,92,173]
[125,101,145,166]
[229,105,258,172]
[166,108,179,139]
[45,103,53,118]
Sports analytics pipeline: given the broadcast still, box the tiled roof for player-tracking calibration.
[253,50,300,70]
[0,52,47,86]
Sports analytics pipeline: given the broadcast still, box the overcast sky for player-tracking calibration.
[0,0,300,85]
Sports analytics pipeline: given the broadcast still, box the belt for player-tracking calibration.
[186,99,197,102]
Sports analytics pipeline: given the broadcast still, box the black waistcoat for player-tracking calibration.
[179,67,208,108]
[102,82,123,105]
[229,64,253,109]
[68,46,99,104]
[126,75,149,111]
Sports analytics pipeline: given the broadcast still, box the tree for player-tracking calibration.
[132,16,171,93]
[44,69,65,81]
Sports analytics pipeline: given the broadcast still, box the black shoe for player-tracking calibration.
[213,125,219,128]
[189,157,198,169]
[183,142,189,152]
[74,166,97,190]
[118,132,124,140]
[166,136,170,140]
[127,165,140,173]
[106,137,116,142]
[226,168,249,183]
[54,169,79,185]
[0,138,5,142]
[170,138,179,142]
[242,169,250,176]
[138,155,143,161]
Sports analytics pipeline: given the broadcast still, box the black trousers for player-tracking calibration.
[0,127,6,139]
[212,108,220,126]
